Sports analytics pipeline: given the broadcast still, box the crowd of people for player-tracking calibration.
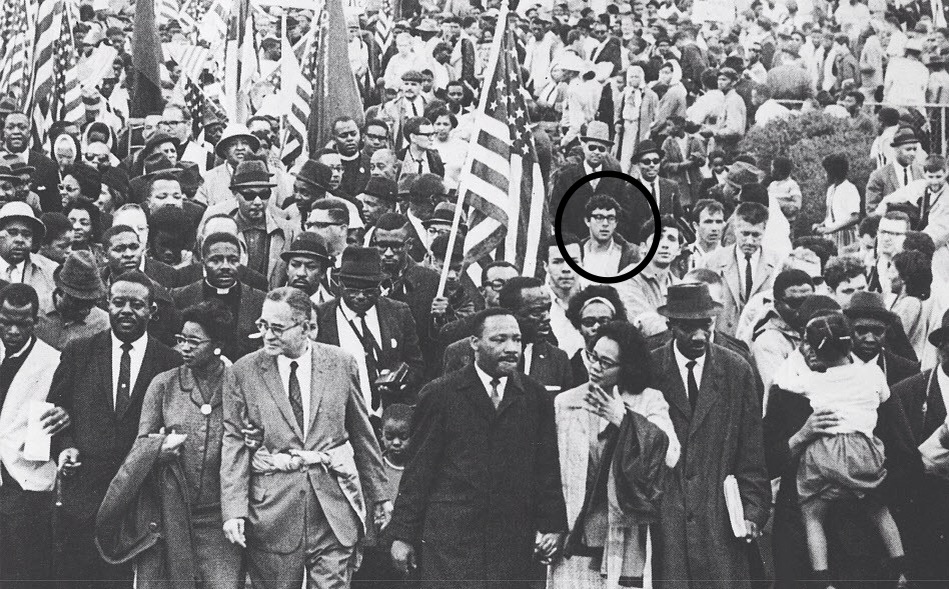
[8,0,949,587]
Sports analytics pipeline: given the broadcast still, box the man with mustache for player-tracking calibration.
[0,112,59,213]
[171,232,265,361]
[0,202,57,315]
[442,276,574,395]
[389,307,567,586]
[280,232,333,306]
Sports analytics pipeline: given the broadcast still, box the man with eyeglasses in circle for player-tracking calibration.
[171,231,265,361]
[579,194,640,278]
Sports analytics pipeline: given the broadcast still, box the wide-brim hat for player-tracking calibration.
[0,201,45,243]
[414,18,440,33]
[843,291,898,325]
[657,282,722,319]
[555,52,589,73]
[281,231,331,264]
[422,202,466,228]
[929,309,949,346]
[0,164,21,183]
[230,160,277,190]
[580,121,613,146]
[337,246,386,285]
[214,124,261,159]
[632,140,664,161]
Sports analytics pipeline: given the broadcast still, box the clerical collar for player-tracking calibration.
[205,280,238,295]
[339,151,360,162]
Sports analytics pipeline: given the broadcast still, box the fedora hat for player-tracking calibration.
[55,250,106,301]
[142,153,184,178]
[362,176,398,202]
[0,153,34,177]
[280,231,331,264]
[929,309,949,346]
[580,121,613,146]
[142,132,181,157]
[0,201,45,243]
[296,159,335,192]
[337,246,386,286]
[843,291,897,325]
[214,124,260,159]
[414,18,439,33]
[230,160,276,190]
[891,126,920,148]
[0,164,21,183]
[422,202,466,228]
[657,282,722,319]
[632,139,664,162]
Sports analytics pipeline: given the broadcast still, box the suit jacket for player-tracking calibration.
[7,253,59,314]
[650,342,770,587]
[27,150,60,213]
[550,159,635,241]
[0,338,61,491]
[441,338,573,395]
[220,344,387,550]
[171,281,265,360]
[339,152,371,198]
[142,257,179,289]
[314,297,425,404]
[386,365,566,585]
[397,147,446,179]
[382,260,443,377]
[878,348,920,387]
[702,246,782,337]
[865,162,924,215]
[49,331,182,520]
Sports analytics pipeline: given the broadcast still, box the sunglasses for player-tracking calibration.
[580,316,612,328]
[585,144,607,153]
[639,157,661,165]
[374,241,405,252]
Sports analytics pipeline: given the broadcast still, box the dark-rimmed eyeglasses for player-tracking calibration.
[587,350,620,370]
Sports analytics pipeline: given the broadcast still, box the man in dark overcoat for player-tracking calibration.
[649,283,771,588]
[388,307,567,588]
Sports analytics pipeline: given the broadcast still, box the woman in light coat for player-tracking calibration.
[617,66,659,173]
[548,321,680,589]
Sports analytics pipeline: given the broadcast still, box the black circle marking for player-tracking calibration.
[553,170,660,284]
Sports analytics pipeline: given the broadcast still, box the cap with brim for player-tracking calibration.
[362,177,398,202]
[890,126,920,148]
[580,121,613,147]
[842,291,898,325]
[0,154,34,176]
[230,160,277,190]
[214,125,261,159]
[0,201,45,243]
[337,246,386,285]
[55,250,105,301]
[0,165,22,183]
[143,132,181,157]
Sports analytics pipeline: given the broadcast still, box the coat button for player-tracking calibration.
[149,522,158,531]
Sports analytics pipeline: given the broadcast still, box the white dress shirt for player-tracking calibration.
[407,210,430,251]
[277,343,312,436]
[110,331,147,409]
[3,259,24,283]
[523,343,534,376]
[583,161,603,190]
[337,300,383,414]
[582,240,622,277]
[673,342,705,403]
[735,246,761,300]
[474,361,508,404]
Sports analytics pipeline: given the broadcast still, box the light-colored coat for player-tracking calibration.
[0,338,61,491]
[702,245,782,337]
[220,344,387,551]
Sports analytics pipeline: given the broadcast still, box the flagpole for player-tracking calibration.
[436,0,508,298]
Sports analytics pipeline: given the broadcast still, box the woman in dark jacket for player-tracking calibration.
[137,300,245,589]
[564,284,627,388]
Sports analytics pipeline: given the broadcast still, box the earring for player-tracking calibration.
[214,348,221,356]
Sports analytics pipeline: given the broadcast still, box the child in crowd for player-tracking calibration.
[775,313,909,589]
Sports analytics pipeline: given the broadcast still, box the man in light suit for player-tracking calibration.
[0,202,58,314]
[221,286,389,589]
[0,283,70,588]
[702,202,782,336]
[865,126,924,215]
[50,271,182,588]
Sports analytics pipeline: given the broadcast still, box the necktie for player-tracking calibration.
[686,360,699,410]
[358,313,382,411]
[744,253,753,302]
[115,342,132,415]
[903,166,909,186]
[288,360,305,433]
[922,190,932,229]
[5,264,15,282]
[411,101,419,117]
[489,378,502,409]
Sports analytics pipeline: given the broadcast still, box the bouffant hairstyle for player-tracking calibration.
[590,320,653,394]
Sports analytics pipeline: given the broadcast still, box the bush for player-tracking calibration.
[739,111,876,236]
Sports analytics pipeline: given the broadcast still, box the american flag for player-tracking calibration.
[280,29,314,168]
[374,0,394,51]
[454,4,547,278]
[198,0,230,49]
[184,77,206,139]
[0,0,32,106]
[159,0,198,32]
[27,0,82,145]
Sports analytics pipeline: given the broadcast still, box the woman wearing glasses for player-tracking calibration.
[565,284,627,388]
[547,320,680,589]
[133,300,249,589]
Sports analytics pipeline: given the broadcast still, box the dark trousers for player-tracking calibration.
[56,512,132,589]
[0,479,53,589]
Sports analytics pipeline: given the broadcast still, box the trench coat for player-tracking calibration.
[650,342,771,589]
[387,364,567,588]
